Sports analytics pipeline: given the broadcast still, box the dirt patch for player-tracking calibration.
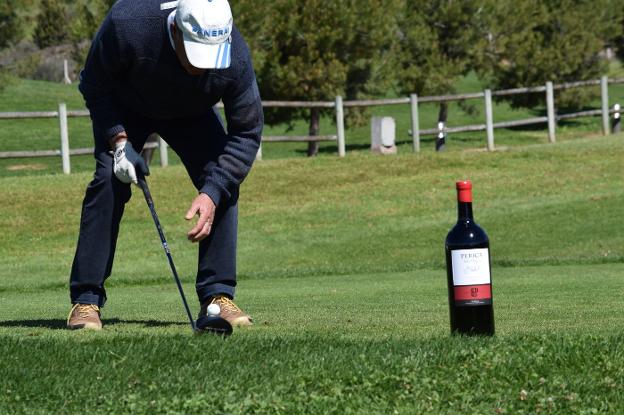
[6,163,48,171]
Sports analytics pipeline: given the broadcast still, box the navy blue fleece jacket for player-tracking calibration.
[79,0,263,206]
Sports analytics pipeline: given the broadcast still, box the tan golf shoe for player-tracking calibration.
[67,304,102,330]
[200,295,253,327]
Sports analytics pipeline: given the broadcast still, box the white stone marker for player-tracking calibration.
[371,116,397,155]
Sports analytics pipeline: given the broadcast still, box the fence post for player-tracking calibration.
[601,75,610,135]
[335,96,346,157]
[158,136,169,167]
[613,103,621,134]
[58,103,70,174]
[484,89,495,151]
[546,81,556,143]
[256,144,263,161]
[410,94,420,152]
[63,60,72,84]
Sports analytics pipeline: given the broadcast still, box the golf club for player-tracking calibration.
[137,175,233,336]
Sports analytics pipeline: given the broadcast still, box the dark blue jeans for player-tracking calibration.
[70,108,237,307]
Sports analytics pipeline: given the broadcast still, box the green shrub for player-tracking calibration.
[0,0,27,48]
[34,0,68,48]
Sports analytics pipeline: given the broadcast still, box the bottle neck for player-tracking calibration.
[457,201,473,221]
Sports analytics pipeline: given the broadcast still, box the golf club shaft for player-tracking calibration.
[138,177,196,332]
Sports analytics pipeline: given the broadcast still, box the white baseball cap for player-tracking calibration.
[174,0,233,69]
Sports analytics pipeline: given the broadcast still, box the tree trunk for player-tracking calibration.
[307,108,320,157]
[141,133,159,165]
[436,102,448,152]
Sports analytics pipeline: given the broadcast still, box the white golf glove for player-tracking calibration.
[113,140,150,184]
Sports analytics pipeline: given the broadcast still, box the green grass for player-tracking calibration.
[1,267,624,413]
[1,74,624,176]
[0,133,623,413]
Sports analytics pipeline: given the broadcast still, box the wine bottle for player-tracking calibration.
[445,180,494,335]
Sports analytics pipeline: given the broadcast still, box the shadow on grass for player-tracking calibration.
[0,319,186,329]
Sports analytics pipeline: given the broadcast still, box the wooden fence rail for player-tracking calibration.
[492,86,547,96]
[1,76,623,172]
[0,142,159,159]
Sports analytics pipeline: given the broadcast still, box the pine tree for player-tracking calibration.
[68,0,111,43]
[476,0,622,109]
[395,0,484,149]
[613,3,624,61]
[0,0,27,48]
[396,0,483,96]
[234,0,401,156]
[34,0,68,48]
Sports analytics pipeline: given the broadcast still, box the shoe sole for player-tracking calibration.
[230,317,253,327]
[67,323,102,331]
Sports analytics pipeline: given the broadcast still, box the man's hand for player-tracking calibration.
[185,193,216,243]
[113,139,150,184]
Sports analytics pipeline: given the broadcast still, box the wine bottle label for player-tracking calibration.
[451,248,491,306]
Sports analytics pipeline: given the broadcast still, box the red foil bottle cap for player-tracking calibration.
[456,180,472,202]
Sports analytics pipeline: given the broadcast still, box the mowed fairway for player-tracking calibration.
[1,135,623,413]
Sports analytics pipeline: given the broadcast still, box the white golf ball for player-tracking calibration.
[207,304,221,317]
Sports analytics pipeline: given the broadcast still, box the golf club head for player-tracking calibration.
[195,315,233,336]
